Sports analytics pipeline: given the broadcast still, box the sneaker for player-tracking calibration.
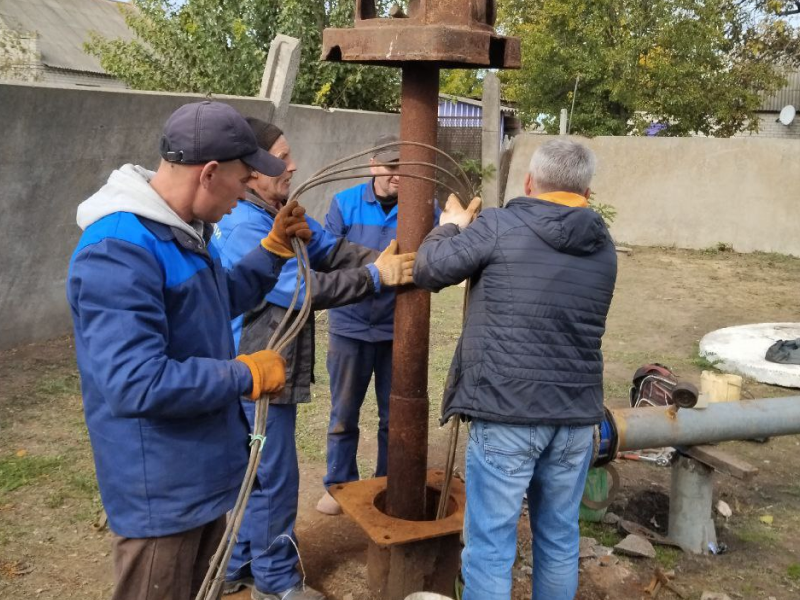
[223,575,254,595]
[315,491,342,516]
[251,584,326,600]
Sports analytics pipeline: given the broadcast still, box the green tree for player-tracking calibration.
[85,0,399,112]
[499,0,800,136]
[440,69,485,98]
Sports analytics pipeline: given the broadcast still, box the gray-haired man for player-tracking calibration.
[413,138,618,600]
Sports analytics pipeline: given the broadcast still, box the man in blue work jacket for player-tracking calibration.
[215,120,416,600]
[317,134,440,515]
[67,101,311,600]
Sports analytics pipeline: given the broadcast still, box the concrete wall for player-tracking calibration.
[505,135,800,257]
[282,104,399,221]
[0,82,398,349]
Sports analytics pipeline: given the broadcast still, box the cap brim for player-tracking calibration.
[373,151,400,163]
[241,147,286,177]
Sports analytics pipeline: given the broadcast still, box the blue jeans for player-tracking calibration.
[323,333,392,487]
[226,403,301,593]
[462,420,594,600]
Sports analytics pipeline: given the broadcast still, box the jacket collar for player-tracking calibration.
[362,180,378,204]
[362,180,398,218]
[534,191,590,208]
[244,190,279,216]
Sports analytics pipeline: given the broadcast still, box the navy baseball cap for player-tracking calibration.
[159,101,286,177]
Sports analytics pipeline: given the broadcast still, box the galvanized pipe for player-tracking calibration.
[385,64,440,521]
[611,396,800,452]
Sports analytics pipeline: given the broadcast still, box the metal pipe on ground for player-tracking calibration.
[611,396,800,452]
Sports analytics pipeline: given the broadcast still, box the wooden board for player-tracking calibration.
[678,445,759,481]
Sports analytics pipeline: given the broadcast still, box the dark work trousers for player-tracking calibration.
[226,402,301,594]
[111,515,226,600]
[323,332,392,487]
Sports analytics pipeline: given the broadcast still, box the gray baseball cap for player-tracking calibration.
[159,101,286,177]
[372,133,400,163]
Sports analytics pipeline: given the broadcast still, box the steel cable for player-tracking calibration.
[196,238,313,600]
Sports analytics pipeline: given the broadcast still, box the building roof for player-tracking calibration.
[0,0,133,75]
[760,69,800,112]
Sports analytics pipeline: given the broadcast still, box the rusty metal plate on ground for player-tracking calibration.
[330,469,466,547]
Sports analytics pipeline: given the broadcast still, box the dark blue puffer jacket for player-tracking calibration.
[413,196,618,426]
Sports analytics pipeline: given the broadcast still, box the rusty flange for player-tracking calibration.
[328,469,465,547]
[321,0,520,69]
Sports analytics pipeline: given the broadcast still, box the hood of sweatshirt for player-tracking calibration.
[76,164,204,243]
[505,195,611,256]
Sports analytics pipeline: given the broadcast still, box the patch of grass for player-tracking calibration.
[751,251,799,265]
[690,354,721,371]
[788,564,800,581]
[0,454,64,496]
[689,342,721,371]
[733,521,782,546]
[35,372,80,397]
[702,242,735,254]
[603,380,631,402]
[66,471,99,498]
[654,546,682,570]
[579,521,622,548]
[45,490,66,509]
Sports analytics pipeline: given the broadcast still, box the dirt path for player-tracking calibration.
[1,246,800,599]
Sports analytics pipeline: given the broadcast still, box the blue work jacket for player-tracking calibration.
[324,182,440,343]
[67,212,286,538]
[213,197,379,348]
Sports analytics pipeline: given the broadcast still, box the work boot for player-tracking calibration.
[251,584,326,600]
[223,575,254,595]
[315,491,342,516]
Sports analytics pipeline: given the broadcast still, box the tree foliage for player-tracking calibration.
[440,68,485,98]
[85,0,400,112]
[498,0,800,136]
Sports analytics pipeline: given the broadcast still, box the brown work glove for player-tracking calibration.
[236,349,287,400]
[439,194,483,229]
[374,239,416,287]
[261,200,312,258]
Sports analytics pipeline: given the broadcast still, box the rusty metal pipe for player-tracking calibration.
[611,396,800,452]
[385,64,440,521]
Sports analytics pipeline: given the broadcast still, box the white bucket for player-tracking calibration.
[404,594,454,600]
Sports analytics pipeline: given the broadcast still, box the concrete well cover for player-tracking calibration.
[699,323,800,388]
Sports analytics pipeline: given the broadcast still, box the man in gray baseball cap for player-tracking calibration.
[68,101,311,600]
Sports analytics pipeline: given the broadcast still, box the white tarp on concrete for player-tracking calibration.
[699,323,800,388]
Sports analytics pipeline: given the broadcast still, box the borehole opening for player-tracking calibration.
[373,485,457,521]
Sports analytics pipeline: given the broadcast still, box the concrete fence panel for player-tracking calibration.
[505,135,800,257]
[0,83,398,349]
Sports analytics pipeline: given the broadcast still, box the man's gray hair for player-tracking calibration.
[529,138,596,194]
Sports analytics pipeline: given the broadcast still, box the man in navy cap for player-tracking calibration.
[67,101,311,600]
